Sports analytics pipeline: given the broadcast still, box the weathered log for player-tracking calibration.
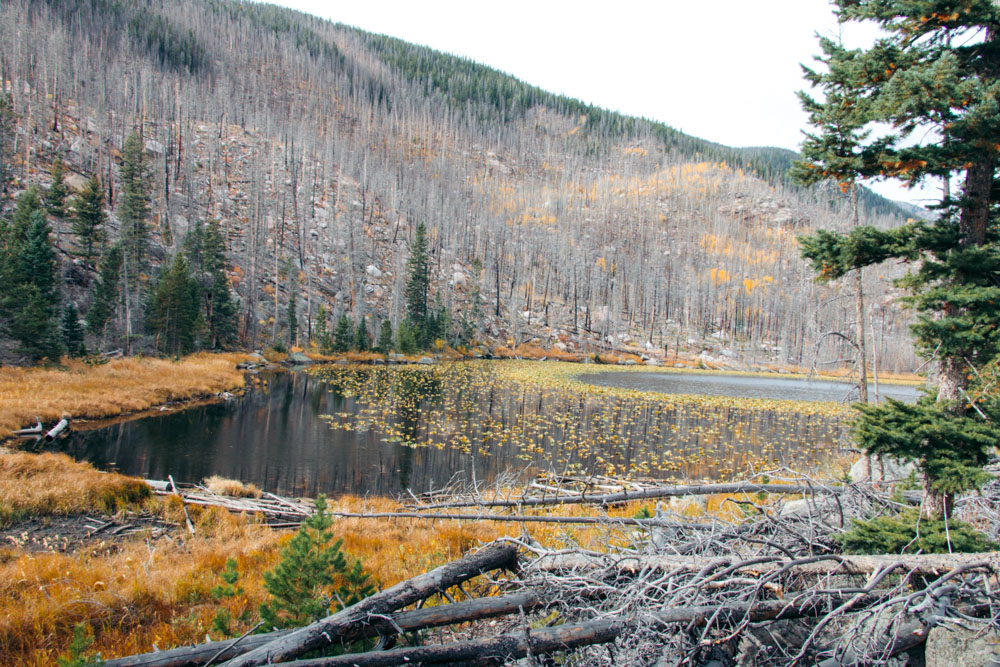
[282,597,874,667]
[221,541,519,666]
[105,591,545,667]
[319,510,720,530]
[532,552,997,578]
[412,482,845,511]
[43,417,70,442]
[13,418,42,436]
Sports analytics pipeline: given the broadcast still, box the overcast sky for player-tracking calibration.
[265,0,939,206]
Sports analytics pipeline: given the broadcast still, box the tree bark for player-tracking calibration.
[222,542,519,666]
[104,591,544,667]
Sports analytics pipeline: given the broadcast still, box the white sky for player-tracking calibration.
[266,0,941,206]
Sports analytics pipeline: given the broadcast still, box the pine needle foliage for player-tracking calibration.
[797,0,1000,516]
[838,510,997,555]
[259,495,374,630]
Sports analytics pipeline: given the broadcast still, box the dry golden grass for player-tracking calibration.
[0,352,250,437]
[0,451,793,665]
[0,452,151,526]
[203,475,263,498]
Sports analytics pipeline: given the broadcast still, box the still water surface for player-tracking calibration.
[61,365,908,497]
[580,372,921,403]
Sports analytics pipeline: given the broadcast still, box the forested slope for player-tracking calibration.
[0,0,920,370]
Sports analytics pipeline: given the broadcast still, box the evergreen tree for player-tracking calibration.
[792,38,871,402]
[70,175,106,264]
[287,286,298,348]
[0,204,63,362]
[0,93,13,200]
[61,303,86,357]
[259,496,374,630]
[395,318,418,355]
[353,318,370,352]
[375,319,394,354]
[404,221,430,343]
[146,254,201,355]
[333,312,353,353]
[119,131,151,277]
[184,220,237,350]
[86,244,122,341]
[315,304,333,354]
[46,159,68,247]
[798,1,1000,518]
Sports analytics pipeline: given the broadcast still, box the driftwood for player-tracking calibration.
[221,542,519,666]
[281,597,876,667]
[13,418,42,436]
[43,417,69,442]
[105,591,546,667]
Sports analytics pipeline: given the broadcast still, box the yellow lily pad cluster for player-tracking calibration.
[310,361,850,482]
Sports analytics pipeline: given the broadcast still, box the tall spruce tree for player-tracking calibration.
[333,312,353,353]
[0,93,13,199]
[287,286,298,348]
[46,159,68,247]
[70,175,106,264]
[793,37,872,403]
[146,254,201,355]
[798,1,1000,518]
[61,303,86,358]
[375,319,393,354]
[404,221,430,344]
[86,243,123,343]
[184,220,237,349]
[119,131,151,277]
[0,201,63,361]
[353,318,370,352]
[315,305,332,354]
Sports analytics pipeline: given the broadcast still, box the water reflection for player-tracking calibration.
[62,365,850,497]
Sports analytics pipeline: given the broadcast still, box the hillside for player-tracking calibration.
[0,0,919,371]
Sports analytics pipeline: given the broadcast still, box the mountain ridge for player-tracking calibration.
[0,0,919,371]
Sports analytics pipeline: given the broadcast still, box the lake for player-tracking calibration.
[58,362,906,497]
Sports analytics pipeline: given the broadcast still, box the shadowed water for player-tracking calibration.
[60,365,859,497]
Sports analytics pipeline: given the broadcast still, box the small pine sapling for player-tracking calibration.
[259,495,375,630]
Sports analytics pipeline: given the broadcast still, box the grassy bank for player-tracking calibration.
[0,450,766,664]
[0,352,251,438]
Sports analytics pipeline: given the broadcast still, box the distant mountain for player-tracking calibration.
[0,0,918,369]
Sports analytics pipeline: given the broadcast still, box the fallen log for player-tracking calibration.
[13,418,42,436]
[317,510,722,530]
[43,417,70,442]
[282,597,876,667]
[105,590,545,667]
[410,482,845,511]
[221,541,519,666]
[532,552,997,578]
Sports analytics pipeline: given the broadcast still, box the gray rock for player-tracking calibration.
[777,496,844,527]
[850,456,918,484]
[645,358,663,366]
[417,356,436,365]
[926,625,1000,666]
[287,351,313,365]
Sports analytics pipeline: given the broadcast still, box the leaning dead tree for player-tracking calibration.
[106,473,1000,666]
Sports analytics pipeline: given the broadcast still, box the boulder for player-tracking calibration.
[365,264,382,279]
[287,352,313,365]
[417,356,436,365]
[645,358,663,366]
[926,625,1000,666]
